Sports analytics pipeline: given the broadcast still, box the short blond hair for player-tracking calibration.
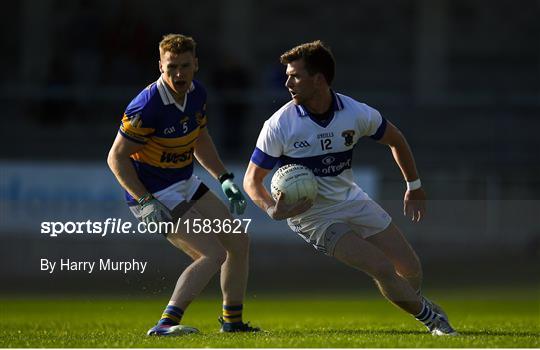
[159,34,196,57]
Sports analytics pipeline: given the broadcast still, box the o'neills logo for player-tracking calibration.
[160,149,193,163]
[312,159,351,176]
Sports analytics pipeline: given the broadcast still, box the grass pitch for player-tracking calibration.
[1,288,538,348]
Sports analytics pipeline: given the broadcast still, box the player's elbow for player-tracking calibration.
[242,174,255,196]
[106,148,120,171]
[243,168,260,197]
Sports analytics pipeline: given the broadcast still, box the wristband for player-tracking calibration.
[137,193,154,206]
[406,179,422,191]
[218,172,234,184]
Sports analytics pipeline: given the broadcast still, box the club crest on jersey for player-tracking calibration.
[195,112,204,125]
[341,130,355,146]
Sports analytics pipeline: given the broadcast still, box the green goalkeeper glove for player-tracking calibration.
[221,179,247,215]
[138,193,172,225]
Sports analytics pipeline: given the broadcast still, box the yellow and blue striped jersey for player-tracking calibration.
[119,77,207,204]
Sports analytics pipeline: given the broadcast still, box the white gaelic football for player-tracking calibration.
[166,324,200,335]
[270,164,318,205]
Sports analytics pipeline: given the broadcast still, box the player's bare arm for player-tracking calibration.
[107,132,148,200]
[244,161,312,220]
[377,121,426,222]
[193,128,227,179]
[194,127,247,214]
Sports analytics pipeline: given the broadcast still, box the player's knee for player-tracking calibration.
[225,233,250,256]
[399,254,423,279]
[368,260,397,281]
[237,233,250,252]
[187,251,201,261]
[200,249,227,267]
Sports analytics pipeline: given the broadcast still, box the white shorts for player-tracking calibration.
[287,191,392,256]
[129,176,208,222]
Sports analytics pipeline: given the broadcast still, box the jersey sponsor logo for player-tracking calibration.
[312,158,352,176]
[341,130,355,146]
[293,140,311,148]
[160,149,194,163]
[280,149,353,177]
[322,155,336,165]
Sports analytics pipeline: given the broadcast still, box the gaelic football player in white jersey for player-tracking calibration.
[108,34,259,335]
[244,41,457,336]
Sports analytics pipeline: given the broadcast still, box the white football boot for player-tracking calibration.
[429,314,458,336]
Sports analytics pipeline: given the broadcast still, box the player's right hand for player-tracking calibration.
[140,197,173,225]
[221,179,247,215]
[404,187,426,222]
[266,191,313,221]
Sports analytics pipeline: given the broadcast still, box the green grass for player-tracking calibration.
[0,289,538,347]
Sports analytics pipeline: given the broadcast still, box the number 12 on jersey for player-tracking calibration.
[320,138,332,150]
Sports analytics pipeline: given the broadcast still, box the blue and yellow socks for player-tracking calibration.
[156,304,245,328]
[157,305,184,326]
[222,304,243,324]
[414,299,437,328]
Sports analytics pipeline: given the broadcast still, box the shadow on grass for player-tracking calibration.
[460,330,540,337]
[278,329,540,338]
[279,329,427,336]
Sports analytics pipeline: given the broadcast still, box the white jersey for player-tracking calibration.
[251,91,386,205]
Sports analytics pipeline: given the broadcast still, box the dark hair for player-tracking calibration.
[280,40,335,85]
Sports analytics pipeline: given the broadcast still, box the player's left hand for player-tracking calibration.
[404,187,426,222]
[221,179,247,215]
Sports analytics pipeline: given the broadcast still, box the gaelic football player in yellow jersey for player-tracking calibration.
[107,34,259,335]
